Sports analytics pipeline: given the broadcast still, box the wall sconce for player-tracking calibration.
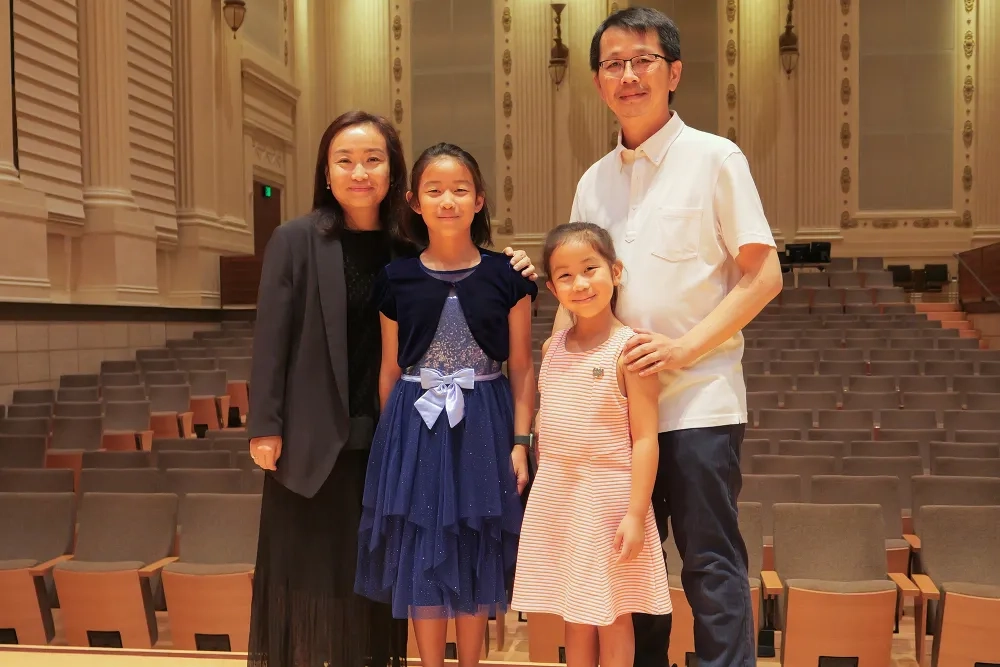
[778,0,799,77]
[549,3,569,87]
[222,0,247,38]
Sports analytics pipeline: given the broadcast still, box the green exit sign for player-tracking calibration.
[262,185,272,198]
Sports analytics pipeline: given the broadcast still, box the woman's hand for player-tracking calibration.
[613,512,646,563]
[511,445,530,494]
[504,247,538,281]
[250,436,282,471]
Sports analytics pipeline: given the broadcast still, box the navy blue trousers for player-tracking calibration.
[633,424,755,667]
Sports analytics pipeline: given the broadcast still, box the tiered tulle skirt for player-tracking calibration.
[355,376,523,620]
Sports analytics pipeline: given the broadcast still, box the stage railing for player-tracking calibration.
[955,241,1000,314]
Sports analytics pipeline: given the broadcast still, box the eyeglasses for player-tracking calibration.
[598,54,670,77]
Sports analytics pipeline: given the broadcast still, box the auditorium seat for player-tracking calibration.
[81,450,153,469]
[7,403,52,419]
[151,437,209,454]
[156,450,231,471]
[664,502,766,667]
[932,457,1000,478]
[912,505,1000,666]
[0,417,48,438]
[58,375,98,390]
[45,416,105,489]
[54,401,103,418]
[188,370,231,430]
[138,359,179,374]
[78,468,160,495]
[11,389,55,405]
[147,384,194,438]
[752,455,837,498]
[52,492,178,648]
[102,400,153,451]
[840,456,923,532]
[0,469,75,493]
[135,348,172,362]
[767,503,917,665]
[0,492,76,645]
[162,469,243,497]
[57,387,100,402]
[850,440,920,459]
[102,386,146,402]
[928,441,999,463]
[0,435,46,468]
[161,493,260,652]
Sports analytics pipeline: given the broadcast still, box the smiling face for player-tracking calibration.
[408,156,484,242]
[594,26,680,124]
[546,238,622,319]
[326,123,390,215]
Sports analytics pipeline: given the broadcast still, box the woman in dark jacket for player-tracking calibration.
[246,110,535,667]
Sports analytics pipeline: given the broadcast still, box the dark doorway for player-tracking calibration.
[253,181,281,256]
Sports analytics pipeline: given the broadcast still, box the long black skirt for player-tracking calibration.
[247,450,407,667]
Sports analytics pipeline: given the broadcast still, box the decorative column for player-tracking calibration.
[389,0,411,162]
[509,0,555,255]
[328,0,391,121]
[76,0,158,304]
[737,0,781,242]
[972,0,1000,242]
[0,0,50,301]
[794,0,842,240]
[215,2,246,230]
[494,0,515,241]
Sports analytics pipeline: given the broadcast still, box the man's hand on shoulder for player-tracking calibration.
[622,329,697,376]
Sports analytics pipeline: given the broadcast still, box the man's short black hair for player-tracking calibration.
[589,6,681,104]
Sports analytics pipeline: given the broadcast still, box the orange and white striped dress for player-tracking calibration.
[512,325,672,626]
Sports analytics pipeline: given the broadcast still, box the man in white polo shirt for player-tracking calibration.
[557,7,783,667]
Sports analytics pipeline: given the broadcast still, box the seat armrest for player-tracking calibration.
[760,570,783,596]
[903,533,920,551]
[911,574,939,601]
[28,554,73,577]
[888,572,919,599]
[138,556,179,577]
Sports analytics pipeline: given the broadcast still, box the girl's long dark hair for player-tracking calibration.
[312,111,408,242]
[404,142,493,248]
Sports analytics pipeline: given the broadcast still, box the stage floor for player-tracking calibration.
[0,611,924,666]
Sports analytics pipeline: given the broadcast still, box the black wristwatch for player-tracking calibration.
[514,434,533,450]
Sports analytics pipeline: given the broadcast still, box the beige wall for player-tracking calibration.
[1,0,998,308]
[0,0,336,307]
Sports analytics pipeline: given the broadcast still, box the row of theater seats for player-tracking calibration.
[528,474,1000,667]
[0,490,260,651]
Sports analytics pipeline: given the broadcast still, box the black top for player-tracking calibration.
[373,250,538,368]
[341,229,393,419]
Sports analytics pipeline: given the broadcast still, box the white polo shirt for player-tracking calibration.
[570,112,775,433]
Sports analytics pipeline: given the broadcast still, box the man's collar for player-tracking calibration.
[614,111,685,170]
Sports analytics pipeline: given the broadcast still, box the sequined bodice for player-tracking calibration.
[404,268,502,376]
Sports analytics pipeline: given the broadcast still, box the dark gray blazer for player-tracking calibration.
[247,212,357,498]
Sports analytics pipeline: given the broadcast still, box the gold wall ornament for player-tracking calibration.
[840,123,851,149]
[841,78,851,105]
[726,0,736,23]
[502,92,512,118]
[726,40,737,66]
[727,127,737,143]
[503,134,513,160]
[503,176,513,202]
[913,217,938,229]
[840,211,857,229]
[964,76,975,104]
[502,7,511,32]
[964,31,975,58]
[963,120,974,148]
[872,219,898,230]
[394,100,403,124]
[502,49,512,76]
[963,166,973,191]
[393,58,402,82]
[609,2,619,15]
[393,15,402,41]
[502,217,514,234]
[610,129,619,149]
[726,84,737,109]
[840,167,851,193]
[841,34,851,60]
[840,0,850,15]
[958,210,973,228]
[965,0,975,12]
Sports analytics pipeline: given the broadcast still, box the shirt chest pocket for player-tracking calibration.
[649,206,703,262]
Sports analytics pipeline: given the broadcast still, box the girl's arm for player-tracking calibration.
[508,295,536,492]
[613,350,661,561]
[622,356,660,518]
[378,314,402,411]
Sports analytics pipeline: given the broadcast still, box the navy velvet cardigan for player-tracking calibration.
[373,249,538,368]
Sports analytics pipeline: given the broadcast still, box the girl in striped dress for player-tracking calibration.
[512,222,671,666]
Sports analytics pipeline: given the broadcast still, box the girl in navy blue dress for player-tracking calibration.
[355,143,536,666]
